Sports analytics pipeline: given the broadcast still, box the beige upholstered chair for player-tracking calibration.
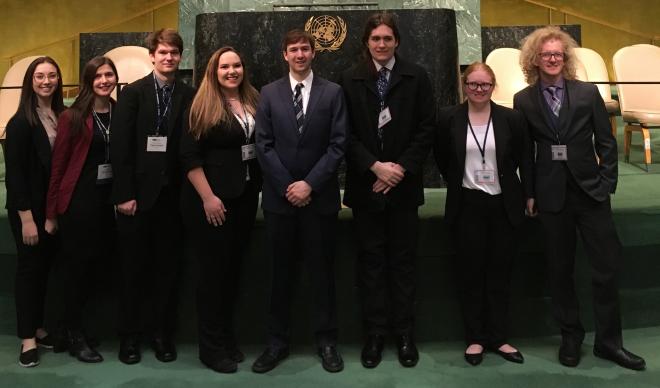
[612,44,660,170]
[104,46,152,100]
[484,48,528,108]
[574,47,619,136]
[0,56,44,139]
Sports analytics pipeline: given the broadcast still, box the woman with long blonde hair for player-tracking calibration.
[179,46,261,373]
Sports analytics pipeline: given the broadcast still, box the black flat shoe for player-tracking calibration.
[493,348,524,364]
[68,331,103,363]
[558,339,581,367]
[151,337,177,362]
[464,352,483,366]
[318,344,344,373]
[228,346,245,363]
[19,346,39,368]
[594,346,646,371]
[397,335,419,367]
[118,336,141,365]
[361,335,384,369]
[201,355,237,373]
[252,347,289,373]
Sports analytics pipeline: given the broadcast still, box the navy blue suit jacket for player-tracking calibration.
[255,74,348,215]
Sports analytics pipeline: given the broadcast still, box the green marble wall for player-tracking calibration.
[179,0,480,69]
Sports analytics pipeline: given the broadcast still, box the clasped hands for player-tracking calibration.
[286,180,312,207]
[371,161,405,194]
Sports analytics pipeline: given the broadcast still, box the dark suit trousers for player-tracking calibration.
[58,201,115,331]
[191,182,259,360]
[116,186,183,338]
[264,208,338,349]
[454,188,516,348]
[9,210,59,339]
[352,206,419,336]
[539,181,623,351]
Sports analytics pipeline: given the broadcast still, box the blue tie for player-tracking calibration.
[293,83,304,134]
[377,67,389,106]
[546,86,561,117]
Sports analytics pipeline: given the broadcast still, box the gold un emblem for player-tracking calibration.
[305,15,347,52]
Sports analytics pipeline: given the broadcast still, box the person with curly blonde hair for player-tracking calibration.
[514,26,645,371]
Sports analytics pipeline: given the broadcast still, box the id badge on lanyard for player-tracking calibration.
[551,144,568,161]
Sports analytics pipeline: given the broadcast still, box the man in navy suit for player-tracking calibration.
[514,26,645,371]
[252,29,348,373]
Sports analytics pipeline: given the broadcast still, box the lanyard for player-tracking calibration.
[153,73,175,135]
[92,105,111,163]
[467,113,492,166]
[230,100,252,144]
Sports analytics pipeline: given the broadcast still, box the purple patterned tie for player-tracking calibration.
[293,83,304,134]
[546,86,561,117]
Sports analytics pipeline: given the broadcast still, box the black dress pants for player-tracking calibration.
[264,207,338,349]
[352,206,419,336]
[9,210,59,339]
[539,182,623,351]
[192,183,259,360]
[58,201,115,331]
[454,188,516,348]
[116,186,183,339]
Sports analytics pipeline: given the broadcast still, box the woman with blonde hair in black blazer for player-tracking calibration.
[4,56,65,367]
[180,46,261,373]
[435,62,532,366]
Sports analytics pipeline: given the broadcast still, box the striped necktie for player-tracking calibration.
[293,83,305,134]
[545,85,561,117]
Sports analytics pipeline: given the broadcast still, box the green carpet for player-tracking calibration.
[0,327,659,387]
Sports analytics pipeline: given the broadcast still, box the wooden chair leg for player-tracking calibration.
[642,126,652,169]
[624,125,632,163]
[610,115,617,137]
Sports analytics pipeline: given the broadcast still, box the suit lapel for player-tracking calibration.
[33,121,51,170]
[143,75,158,135]
[558,80,575,139]
[490,103,509,174]
[276,78,299,135]
[301,77,325,141]
[531,84,557,139]
[166,82,184,136]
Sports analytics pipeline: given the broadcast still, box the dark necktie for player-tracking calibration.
[293,83,305,134]
[545,85,561,117]
[377,67,389,105]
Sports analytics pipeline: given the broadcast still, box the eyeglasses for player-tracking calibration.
[464,82,493,91]
[33,73,59,82]
[538,51,564,61]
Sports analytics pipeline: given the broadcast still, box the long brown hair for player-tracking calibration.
[17,56,65,126]
[67,56,118,138]
[188,47,259,139]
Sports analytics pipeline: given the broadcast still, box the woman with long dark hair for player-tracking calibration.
[45,56,118,363]
[5,56,65,367]
[180,46,261,373]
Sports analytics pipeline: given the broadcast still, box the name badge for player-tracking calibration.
[242,143,256,161]
[378,107,392,129]
[147,136,167,152]
[475,169,496,184]
[551,144,568,161]
[97,163,113,183]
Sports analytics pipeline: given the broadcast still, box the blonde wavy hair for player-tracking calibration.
[188,46,259,139]
[519,26,578,84]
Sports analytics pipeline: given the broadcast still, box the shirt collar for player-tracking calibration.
[373,56,396,72]
[289,70,314,92]
[153,72,173,89]
[540,76,565,90]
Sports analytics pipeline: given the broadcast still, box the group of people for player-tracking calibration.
[4,11,646,375]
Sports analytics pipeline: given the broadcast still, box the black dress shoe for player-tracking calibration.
[558,339,581,367]
[492,348,524,364]
[228,346,245,363]
[200,355,237,373]
[68,330,103,363]
[464,352,483,366]
[19,346,39,368]
[118,337,141,365]
[361,335,384,368]
[397,335,419,367]
[152,337,177,362]
[318,344,344,373]
[594,346,646,371]
[252,347,289,373]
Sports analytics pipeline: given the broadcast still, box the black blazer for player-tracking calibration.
[110,73,195,211]
[255,75,347,215]
[513,79,616,212]
[340,56,436,211]
[179,109,262,228]
[4,112,52,219]
[435,101,532,226]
